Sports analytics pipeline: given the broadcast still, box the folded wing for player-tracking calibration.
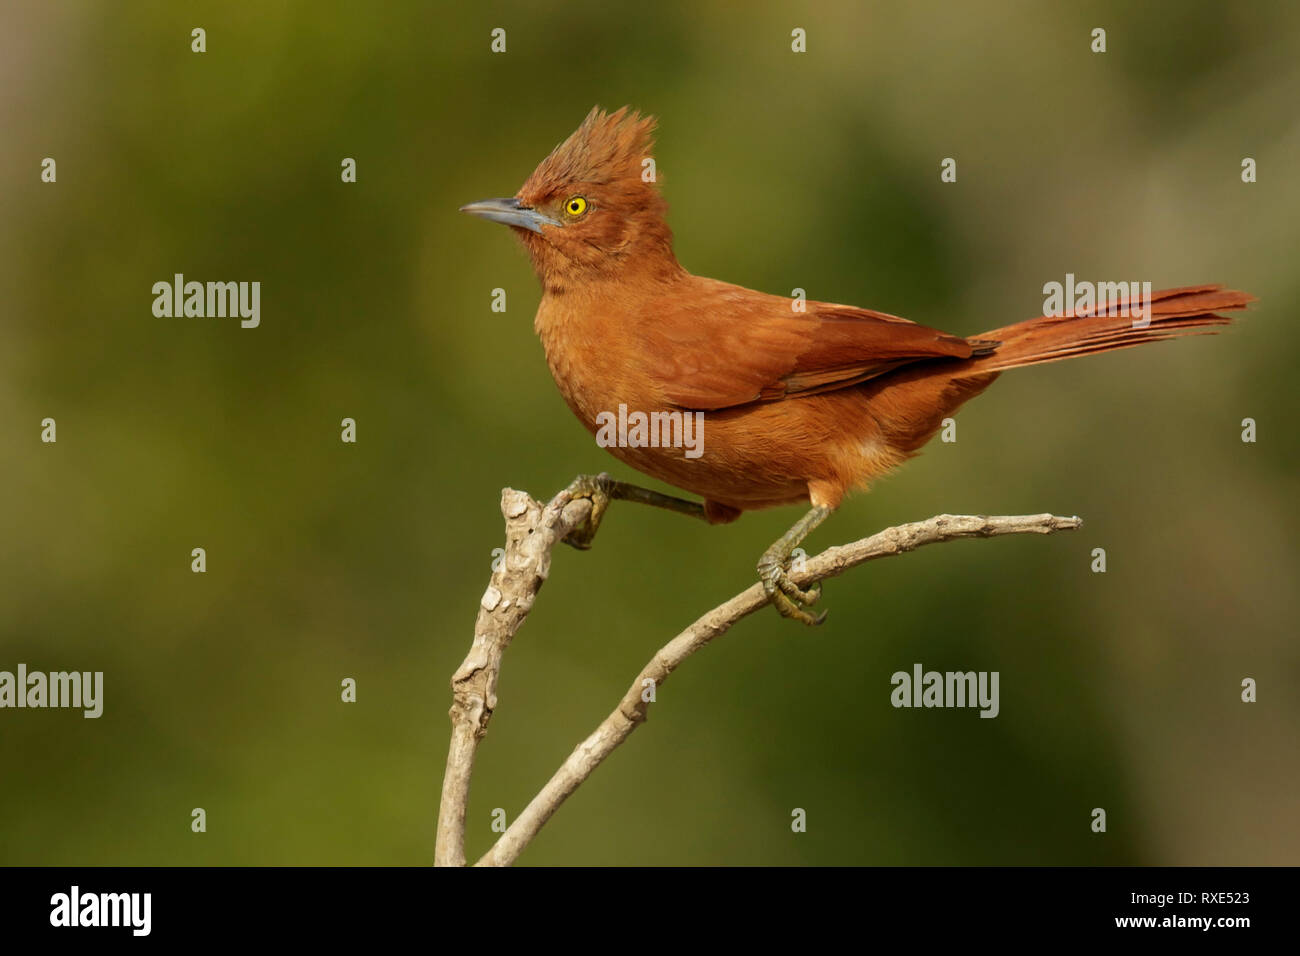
[644,280,993,410]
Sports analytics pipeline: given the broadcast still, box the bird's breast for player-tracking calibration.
[534,293,656,430]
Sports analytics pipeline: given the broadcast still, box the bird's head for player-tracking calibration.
[461,106,679,289]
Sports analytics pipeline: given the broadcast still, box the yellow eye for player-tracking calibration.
[564,196,588,217]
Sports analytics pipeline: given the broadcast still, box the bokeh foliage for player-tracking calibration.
[2,0,1296,864]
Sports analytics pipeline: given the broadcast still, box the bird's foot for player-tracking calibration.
[757,549,827,626]
[560,473,708,549]
[560,473,616,550]
[756,504,833,626]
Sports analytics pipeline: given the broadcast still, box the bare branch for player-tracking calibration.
[472,509,1081,866]
[434,487,592,867]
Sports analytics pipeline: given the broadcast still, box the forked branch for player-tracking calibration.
[435,480,1081,867]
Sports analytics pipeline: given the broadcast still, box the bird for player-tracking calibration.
[461,106,1253,625]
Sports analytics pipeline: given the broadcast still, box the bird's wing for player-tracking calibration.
[645,281,991,411]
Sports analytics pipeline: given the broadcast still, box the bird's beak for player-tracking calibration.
[459,197,562,234]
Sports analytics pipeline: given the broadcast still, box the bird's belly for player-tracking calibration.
[567,389,897,512]
[600,433,811,509]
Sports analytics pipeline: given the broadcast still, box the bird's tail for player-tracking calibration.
[956,284,1253,376]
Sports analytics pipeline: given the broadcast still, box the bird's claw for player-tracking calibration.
[561,472,616,550]
[758,554,827,626]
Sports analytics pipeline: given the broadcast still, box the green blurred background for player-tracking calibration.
[2,1,1296,865]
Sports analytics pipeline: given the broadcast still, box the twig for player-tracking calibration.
[436,481,1080,867]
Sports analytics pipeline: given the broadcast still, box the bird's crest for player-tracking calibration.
[521,106,658,198]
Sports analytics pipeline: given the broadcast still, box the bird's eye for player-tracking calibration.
[564,196,589,217]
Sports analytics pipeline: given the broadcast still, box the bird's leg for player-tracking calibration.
[561,472,707,550]
[757,505,832,626]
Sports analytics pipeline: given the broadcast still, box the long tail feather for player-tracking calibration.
[958,284,1254,376]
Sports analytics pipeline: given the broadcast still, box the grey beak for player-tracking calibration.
[460,197,562,234]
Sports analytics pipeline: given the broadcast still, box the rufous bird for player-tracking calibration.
[462,107,1252,624]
